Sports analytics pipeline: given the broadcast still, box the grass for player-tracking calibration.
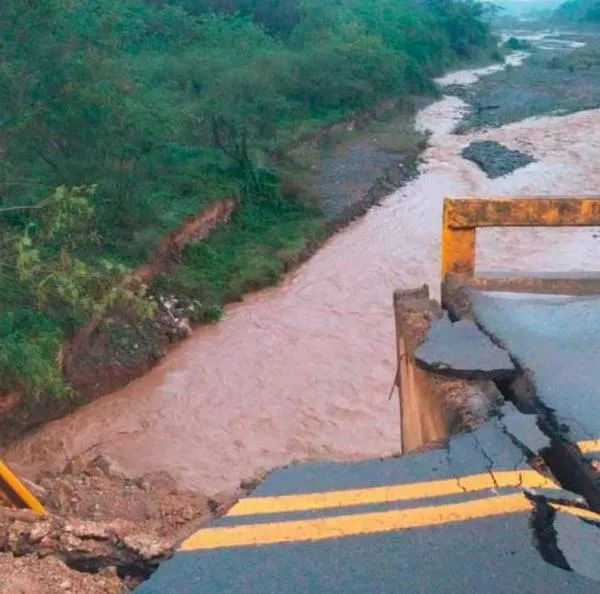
[368,122,429,153]
[152,198,325,321]
[150,92,437,322]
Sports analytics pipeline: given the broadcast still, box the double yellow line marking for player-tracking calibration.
[228,470,556,517]
[181,439,600,552]
[181,470,559,551]
[182,493,533,551]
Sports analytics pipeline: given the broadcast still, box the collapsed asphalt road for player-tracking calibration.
[136,288,600,593]
[463,291,600,512]
[137,400,600,593]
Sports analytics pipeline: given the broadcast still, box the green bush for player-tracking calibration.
[504,37,533,50]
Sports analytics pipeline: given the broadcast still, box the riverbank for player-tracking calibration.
[0,93,437,447]
[0,0,501,416]
[450,31,600,133]
[5,27,600,593]
[10,28,600,492]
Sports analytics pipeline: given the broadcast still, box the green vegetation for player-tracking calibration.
[548,44,600,69]
[555,0,600,22]
[504,37,533,50]
[0,0,497,400]
[0,187,154,398]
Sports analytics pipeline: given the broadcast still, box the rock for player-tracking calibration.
[92,455,128,480]
[59,532,85,551]
[138,479,151,491]
[139,471,178,492]
[122,534,172,561]
[20,477,49,501]
[64,519,113,539]
[63,455,89,476]
[415,314,516,380]
[29,522,52,543]
[461,140,535,179]
[0,508,39,523]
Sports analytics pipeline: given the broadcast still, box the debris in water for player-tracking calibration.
[461,140,536,178]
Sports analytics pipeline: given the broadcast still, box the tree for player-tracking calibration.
[189,15,292,198]
[0,186,155,398]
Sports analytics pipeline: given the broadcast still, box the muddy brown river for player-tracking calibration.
[7,51,600,495]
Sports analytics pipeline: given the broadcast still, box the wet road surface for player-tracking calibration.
[138,406,600,593]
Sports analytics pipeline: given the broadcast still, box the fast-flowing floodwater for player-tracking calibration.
[7,43,600,495]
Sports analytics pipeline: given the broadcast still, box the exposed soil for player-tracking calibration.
[0,454,250,593]
[0,554,124,594]
[0,199,236,446]
[394,287,504,452]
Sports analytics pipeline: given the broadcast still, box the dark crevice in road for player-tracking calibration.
[527,491,600,583]
[466,313,600,513]
[528,495,572,573]
[433,310,600,579]
[496,415,556,483]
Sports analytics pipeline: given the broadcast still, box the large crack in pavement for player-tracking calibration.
[529,495,572,572]
[408,286,600,583]
[469,430,501,490]
[444,439,469,493]
[476,382,600,582]
[473,413,600,581]
[468,309,600,514]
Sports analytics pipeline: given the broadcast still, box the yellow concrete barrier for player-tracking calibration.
[441,197,600,279]
[0,458,46,514]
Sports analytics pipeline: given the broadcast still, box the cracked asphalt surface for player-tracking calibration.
[469,292,600,443]
[138,404,600,593]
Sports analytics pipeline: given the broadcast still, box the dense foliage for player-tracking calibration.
[504,36,533,50]
[0,0,495,399]
[555,0,600,22]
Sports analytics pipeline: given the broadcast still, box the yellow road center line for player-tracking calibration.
[551,503,600,523]
[577,439,600,454]
[181,493,533,551]
[228,470,558,517]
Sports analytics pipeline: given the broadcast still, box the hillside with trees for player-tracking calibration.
[555,0,600,22]
[0,0,497,401]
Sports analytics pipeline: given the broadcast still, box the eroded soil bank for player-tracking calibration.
[6,30,600,495]
[0,454,254,593]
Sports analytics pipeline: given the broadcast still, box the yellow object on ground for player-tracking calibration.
[0,458,46,514]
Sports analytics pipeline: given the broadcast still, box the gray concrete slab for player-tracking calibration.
[469,291,600,443]
[415,314,515,380]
